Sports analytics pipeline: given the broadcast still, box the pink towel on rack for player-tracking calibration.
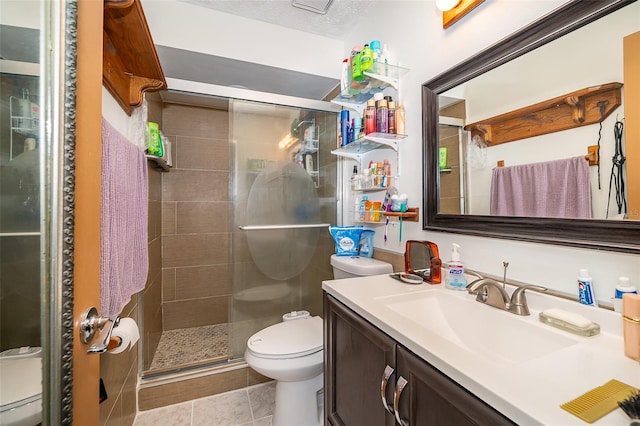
[101,118,149,318]
[490,156,592,218]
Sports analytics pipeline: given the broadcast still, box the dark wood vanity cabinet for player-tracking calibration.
[324,293,396,426]
[324,293,515,426]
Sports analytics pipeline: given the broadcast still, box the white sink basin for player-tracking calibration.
[378,290,579,364]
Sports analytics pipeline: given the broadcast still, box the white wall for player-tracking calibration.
[136,0,639,302]
[141,0,344,79]
[343,0,639,302]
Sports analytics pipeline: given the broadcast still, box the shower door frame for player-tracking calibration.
[146,79,343,373]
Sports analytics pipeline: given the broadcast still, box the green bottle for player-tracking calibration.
[147,122,163,157]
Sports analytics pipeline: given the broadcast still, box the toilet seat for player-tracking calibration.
[247,316,323,359]
[0,358,42,414]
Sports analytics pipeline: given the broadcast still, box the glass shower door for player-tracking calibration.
[229,99,338,359]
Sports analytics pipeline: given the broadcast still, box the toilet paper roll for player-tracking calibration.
[108,318,140,354]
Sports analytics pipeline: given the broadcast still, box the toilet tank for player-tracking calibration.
[330,254,393,279]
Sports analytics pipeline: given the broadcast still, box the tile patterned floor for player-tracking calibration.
[150,324,230,370]
[133,381,276,426]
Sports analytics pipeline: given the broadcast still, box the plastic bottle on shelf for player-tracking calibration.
[362,169,372,189]
[370,40,382,62]
[359,195,368,222]
[375,162,384,187]
[388,101,397,134]
[340,58,350,97]
[396,102,405,135]
[383,159,391,176]
[373,201,382,222]
[340,110,350,146]
[361,44,373,71]
[353,116,362,140]
[381,44,391,64]
[364,100,376,135]
[354,196,360,222]
[376,99,389,133]
[364,199,373,222]
[350,165,360,190]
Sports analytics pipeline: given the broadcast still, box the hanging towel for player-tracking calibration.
[101,118,149,318]
[490,156,592,218]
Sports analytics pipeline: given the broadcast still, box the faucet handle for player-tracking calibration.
[509,285,547,315]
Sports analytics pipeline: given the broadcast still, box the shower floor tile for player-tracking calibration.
[150,323,229,371]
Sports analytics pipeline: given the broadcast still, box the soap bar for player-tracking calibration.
[539,308,600,336]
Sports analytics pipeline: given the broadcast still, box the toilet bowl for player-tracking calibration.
[0,347,42,426]
[245,316,323,426]
[244,256,393,426]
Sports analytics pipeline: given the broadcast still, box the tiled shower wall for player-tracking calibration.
[160,104,231,331]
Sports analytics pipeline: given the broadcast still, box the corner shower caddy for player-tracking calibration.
[330,63,417,223]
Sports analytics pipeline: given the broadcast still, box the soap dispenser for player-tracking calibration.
[445,243,467,290]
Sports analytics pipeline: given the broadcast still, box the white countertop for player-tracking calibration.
[322,274,639,426]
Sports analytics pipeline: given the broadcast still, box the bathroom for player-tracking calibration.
[1,0,639,425]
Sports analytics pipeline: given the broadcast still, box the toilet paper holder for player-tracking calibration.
[80,307,120,354]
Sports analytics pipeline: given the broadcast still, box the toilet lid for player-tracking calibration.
[247,316,323,359]
[0,358,42,411]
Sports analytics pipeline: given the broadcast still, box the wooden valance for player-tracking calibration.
[103,0,167,115]
[464,82,622,146]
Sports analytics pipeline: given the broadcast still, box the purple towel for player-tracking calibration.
[101,118,149,318]
[490,156,592,218]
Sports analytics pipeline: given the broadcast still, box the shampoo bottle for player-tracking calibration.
[445,243,467,290]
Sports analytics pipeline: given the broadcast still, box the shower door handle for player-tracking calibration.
[238,223,330,230]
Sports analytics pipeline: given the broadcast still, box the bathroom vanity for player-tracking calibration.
[323,274,639,425]
[324,293,513,425]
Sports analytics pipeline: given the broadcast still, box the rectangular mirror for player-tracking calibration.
[422,0,640,253]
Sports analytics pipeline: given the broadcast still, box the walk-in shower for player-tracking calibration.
[142,86,340,376]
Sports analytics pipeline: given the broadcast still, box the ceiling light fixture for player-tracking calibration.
[436,0,460,12]
[441,0,485,29]
[291,0,334,15]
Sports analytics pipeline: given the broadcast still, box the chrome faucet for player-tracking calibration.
[466,278,546,316]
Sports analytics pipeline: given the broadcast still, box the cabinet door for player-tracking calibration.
[324,294,396,426]
[395,346,516,426]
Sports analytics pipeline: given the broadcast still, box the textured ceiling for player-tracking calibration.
[158,0,376,101]
[180,0,374,39]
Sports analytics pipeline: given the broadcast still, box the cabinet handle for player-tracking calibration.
[394,375,409,426]
[380,364,395,415]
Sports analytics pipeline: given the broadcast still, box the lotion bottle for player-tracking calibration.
[445,243,467,290]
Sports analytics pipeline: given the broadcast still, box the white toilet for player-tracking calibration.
[0,347,42,426]
[244,255,393,426]
[330,254,394,279]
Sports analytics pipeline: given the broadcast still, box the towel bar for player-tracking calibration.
[239,223,330,230]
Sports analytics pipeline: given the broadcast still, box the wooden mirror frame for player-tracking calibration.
[422,0,640,254]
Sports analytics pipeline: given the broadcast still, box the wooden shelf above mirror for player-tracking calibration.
[464,82,622,146]
[103,0,167,115]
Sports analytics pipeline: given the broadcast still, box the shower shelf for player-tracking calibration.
[331,63,410,115]
[383,207,419,222]
[146,154,170,171]
[331,133,406,161]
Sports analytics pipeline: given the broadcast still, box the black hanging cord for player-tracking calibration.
[606,118,626,219]
[595,103,605,190]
